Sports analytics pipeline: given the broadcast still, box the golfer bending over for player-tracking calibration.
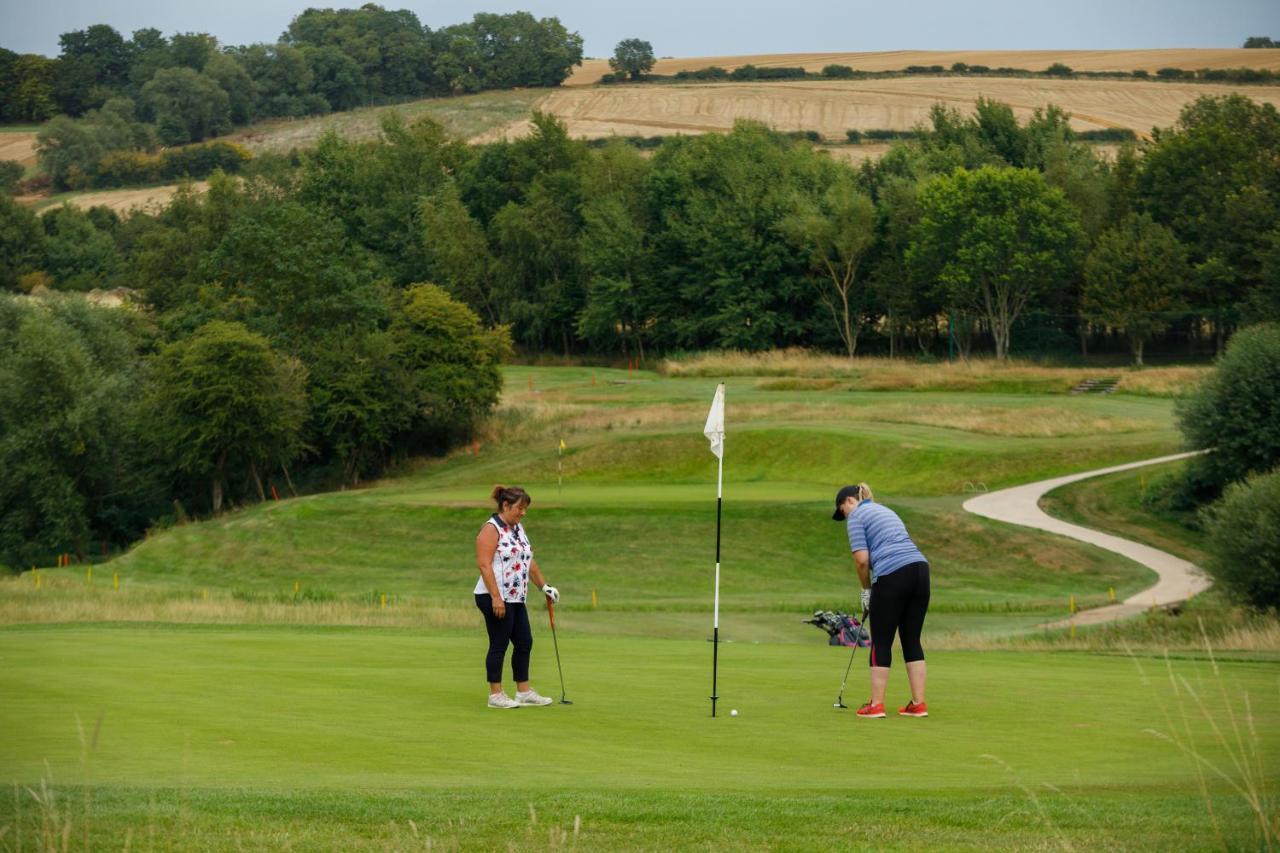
[474,485,560,709]
[832,483,930,718]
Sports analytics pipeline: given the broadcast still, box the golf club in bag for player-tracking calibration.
[834,608,870,709]
[545,597,572,705]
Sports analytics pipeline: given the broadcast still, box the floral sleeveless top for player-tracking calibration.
[473,514,533,603]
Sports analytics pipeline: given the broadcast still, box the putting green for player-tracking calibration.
[0,624,1275,848]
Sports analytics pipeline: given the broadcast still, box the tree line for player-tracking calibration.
[1,5,583,181]
[1,91,1278,568]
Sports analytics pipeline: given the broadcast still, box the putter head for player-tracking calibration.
[834,700,848,709]
[560,697,573,705]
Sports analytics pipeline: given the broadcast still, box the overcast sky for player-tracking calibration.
[2,0,1278,58]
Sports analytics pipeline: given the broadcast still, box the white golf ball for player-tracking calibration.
[730,709,738,716]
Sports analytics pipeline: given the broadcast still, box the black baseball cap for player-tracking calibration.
[831,485,860,521]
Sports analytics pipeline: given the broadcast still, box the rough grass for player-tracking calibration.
[660,349,1210,396]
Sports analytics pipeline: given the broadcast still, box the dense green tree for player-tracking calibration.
[302,45,366,111]
[577,141,657,357]
[908,166,1083,360]
[609,39,656,81]
[1137,95,1280,350]
[782,168,876,358]
[202,199,386,347]
[307,330,413,486]
[284,5,433,98]
[0,294,157,569]
[646,121,826,350]
[390,284,510,448]
[0,195,47,291]
[457,12,583,88]
[1082,214,1188,365]
[420,180,500,324]
[1202,469,1280,609]
[147,321,307,513]
[41,204,124,291]
[141,67,232,144]
[202,53,257,124]
[169,33,219,71]
[6,54,58,122]
[36,98,154,189]
[231,43,318,117]
[1178,323,1280,495]
[54,24,131,115]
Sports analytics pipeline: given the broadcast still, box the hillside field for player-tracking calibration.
[3,363,1276,848]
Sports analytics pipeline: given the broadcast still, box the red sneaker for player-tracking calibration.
[898,700,928,717]
[856,701,885,718]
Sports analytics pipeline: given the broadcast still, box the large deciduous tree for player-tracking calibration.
[148,321,307,513]
[908,166,1083,360]
[782,169,876,358]
[1082,214,1188,365]
[609,39,656,81]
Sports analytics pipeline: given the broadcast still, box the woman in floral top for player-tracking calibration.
[473,485,560,709]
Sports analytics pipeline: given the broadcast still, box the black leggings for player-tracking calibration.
[475,594,532,684]
[869,562,930,669]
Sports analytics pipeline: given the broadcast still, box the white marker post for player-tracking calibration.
[703,382,726,717]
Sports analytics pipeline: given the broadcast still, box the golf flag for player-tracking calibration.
[704,383,725,459]
[559,438,566,453]
[706,382,725,718]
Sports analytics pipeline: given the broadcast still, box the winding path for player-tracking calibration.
[962,452,1211,627]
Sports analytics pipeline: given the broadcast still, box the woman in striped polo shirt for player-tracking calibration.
[832,482,931,718]
[474,485,560,709]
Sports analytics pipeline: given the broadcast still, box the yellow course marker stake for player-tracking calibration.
[87,566,93,585]
[380,594,386,609]
[294,580,300,595]
[202,588,208,600]
[1070,619,1077,640]
[1108,587,1116,603]
[1068,594,1075,615]
[113,572,119,591]
[591,589,598,608]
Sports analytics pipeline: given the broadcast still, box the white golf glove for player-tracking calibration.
[860,587,871,613]
[542,584,560,603]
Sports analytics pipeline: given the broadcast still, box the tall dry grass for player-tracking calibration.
[0,577,474,630]
[660,349,1209,396]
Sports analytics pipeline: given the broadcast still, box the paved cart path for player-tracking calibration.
[963,452,1211,627]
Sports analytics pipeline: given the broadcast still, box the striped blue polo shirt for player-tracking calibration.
[846,500,927,582]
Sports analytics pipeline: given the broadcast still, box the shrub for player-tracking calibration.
[1178,323,1280,494]
[0,161,23,194]
[159,141,252,181]
[1202,469,1280,609]
[96,150,163,187]
[784,130,821,142]
[845,129,862,143]
[951,62,969,73]
[822,64,856,79]
[729,65,806,81]
[1132,69,1149,78]
[968,65,991,74]
[674,66,729,81]
[1046,63,1073,76]
[1156,67,1192,79]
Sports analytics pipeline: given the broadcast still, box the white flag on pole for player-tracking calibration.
[703,383,725,459]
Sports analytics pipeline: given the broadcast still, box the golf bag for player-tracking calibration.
[804,610,870,648]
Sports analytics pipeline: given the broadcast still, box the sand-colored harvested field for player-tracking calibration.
[0,133,38,166]
[23,182,209,216]
[477,77,1280,143]
[568,49,1280,85]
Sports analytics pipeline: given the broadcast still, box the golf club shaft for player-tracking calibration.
[836,608,870,707]
[547,598,569,700]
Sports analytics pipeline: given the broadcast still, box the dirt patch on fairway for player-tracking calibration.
[567,49,1280,85]
[0,132,38,166]
[482,77,1280,143]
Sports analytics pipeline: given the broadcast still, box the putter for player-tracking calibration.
[545,597,573,705]
[834,607,870,709]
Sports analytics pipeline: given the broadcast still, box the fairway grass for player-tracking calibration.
[0,625,1275,849]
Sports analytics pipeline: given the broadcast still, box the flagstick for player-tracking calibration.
[711,445,723,718]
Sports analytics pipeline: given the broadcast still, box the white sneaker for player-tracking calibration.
[515,689,553,706]
[488,692,519,709]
